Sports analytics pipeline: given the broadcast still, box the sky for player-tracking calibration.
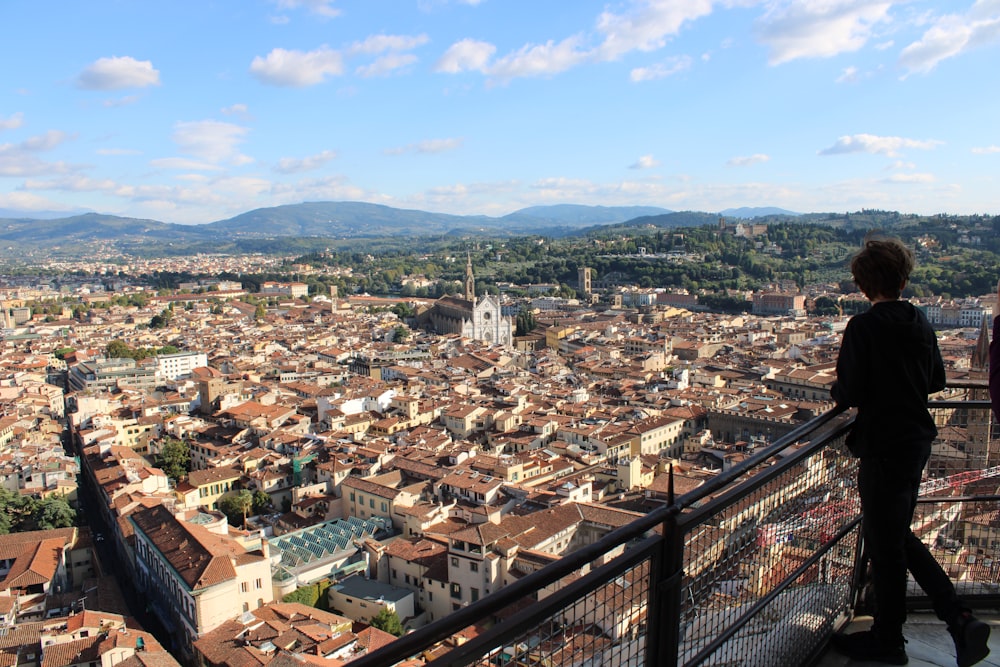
[2,0,1000,225]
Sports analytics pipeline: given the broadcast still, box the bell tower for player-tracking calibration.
[465,252,475,302]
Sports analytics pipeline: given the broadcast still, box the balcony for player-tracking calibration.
[350,383,1000,667]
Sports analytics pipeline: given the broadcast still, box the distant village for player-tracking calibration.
[0,247,994,667]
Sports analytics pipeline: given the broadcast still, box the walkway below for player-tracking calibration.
[816,614,1000,667]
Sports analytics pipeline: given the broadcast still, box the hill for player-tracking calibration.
[0,202,680,255]
[720,206,801,218]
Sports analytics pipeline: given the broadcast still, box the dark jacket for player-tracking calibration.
[991,316,1000,421]
[832,300,945,458]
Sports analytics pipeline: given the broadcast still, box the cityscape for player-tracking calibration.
[0,205,998,665]
[3,1,1000,664]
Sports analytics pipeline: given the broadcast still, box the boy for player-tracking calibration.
[831,236,990,666]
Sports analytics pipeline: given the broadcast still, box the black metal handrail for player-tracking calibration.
[350,391,995,667]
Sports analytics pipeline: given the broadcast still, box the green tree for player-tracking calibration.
[370,608,404,636]
[149,307,172,329]
[251,490,272,515]
[155,437,191,483]
[392,325,410,342]
[515,310,537,336]
[255,303,267,320]
[219,490,253,528]
[34,497,76,530]
[105,340,132,359]
[0,487,34,534]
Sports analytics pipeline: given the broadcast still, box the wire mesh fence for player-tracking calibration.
[351,395,1000,667]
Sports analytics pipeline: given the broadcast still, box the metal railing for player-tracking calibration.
[350,385,999,667]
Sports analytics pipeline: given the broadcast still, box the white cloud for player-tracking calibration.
[0,191,77,212]
[384,138,465,155]
[595,0,715,61]
[899,3,1000,76]
[21,175,122,193]
[16,130,72,152]
[819,133,942,157]
[0,130,76,177]
[756,0,893,65]
[171,120,250,164]
[727,153,771,167]
[630,55,693,81]
[487,36,589,81]
[356,53,419,77]
[103,95,141,108]
[630,155,662,169]
[149,157,225,171]
[221,103,249,116]
[77,56,161,90]
[97,148,142,156]
[885,172,935,183]
[0,113,24,131]
[249,46,344,86]
[273,0,340,18]
[836,66,859,83]
[972,145,1000,154]
[349,34,430,56]
[435,39,497,73]
[436,2,724,83]
[274,150,338,174]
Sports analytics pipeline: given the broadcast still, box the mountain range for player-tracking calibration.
[0,201,801,256]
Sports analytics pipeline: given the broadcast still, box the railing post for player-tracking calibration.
[647,466,684,667]
[646,509,684,667]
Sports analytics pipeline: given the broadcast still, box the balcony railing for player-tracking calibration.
[350,383,999,667]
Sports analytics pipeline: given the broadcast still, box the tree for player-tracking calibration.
[255,303,267,321]
[515,309,537,336]
[0,487,34,534]
[156,437,191,483]
[251,490,272,515]
[219,490,253,528]
[105,340,132,359]
[370,608,404,636]
[392,325,410,342]
[149,308,172,329]
[34,497,75,530]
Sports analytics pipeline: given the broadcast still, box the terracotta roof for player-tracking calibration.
[0,537,63,591]
[0,528,75,561]
[131,505,264,591]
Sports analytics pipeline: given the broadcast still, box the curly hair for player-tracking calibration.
[850,236,914,300]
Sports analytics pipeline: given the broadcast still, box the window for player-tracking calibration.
[450,583,461,599]
[350,492,355,502]
[370,498,375,509]
[241,582,249,593]
[471,587,479,602]
[381,502,387,512]
[450,557,459,567]
[469,562,478,572]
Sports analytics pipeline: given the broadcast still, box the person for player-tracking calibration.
[830,236,990,666]
[990,279,1000,421]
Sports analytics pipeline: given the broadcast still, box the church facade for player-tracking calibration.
[422,255,514,345]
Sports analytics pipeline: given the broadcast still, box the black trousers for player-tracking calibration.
[858,446,962,639]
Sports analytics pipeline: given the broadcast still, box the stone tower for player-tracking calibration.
[578,267,592,297]
[465,252,475,302]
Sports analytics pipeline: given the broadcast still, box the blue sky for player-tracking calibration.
[2,0,999,225]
